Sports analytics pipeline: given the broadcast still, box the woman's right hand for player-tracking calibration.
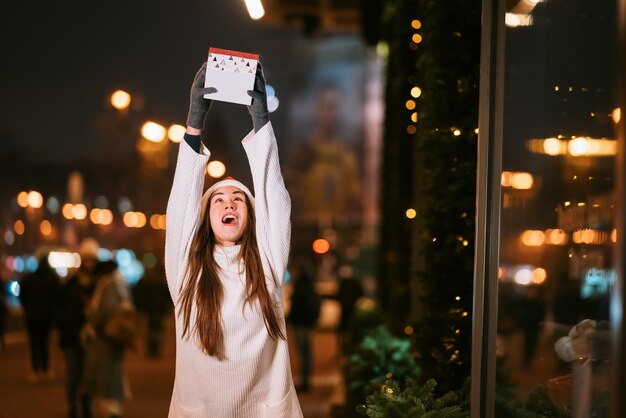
[186,62,218,130]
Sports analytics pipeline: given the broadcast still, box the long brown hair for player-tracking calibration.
[178,194,285,359]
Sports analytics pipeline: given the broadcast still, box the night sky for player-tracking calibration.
[1,0,303,168]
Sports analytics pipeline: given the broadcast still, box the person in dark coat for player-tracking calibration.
[133,264,172,358]
[57,239,100,418]
[0,276,7,351]
[0,277,9,351]
[19,252,60,382]
[82,260,133,418]
[337,273,363,353]
[287,261,320,392]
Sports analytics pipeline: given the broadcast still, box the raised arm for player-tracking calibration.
[243,63,291,288]
[164,63,216,299]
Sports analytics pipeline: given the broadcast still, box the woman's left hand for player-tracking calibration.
[247,62,269,132]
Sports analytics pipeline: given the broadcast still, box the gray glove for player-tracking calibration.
[247,62,269,133]
[186,62,217,129]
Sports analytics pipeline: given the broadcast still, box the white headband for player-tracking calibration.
[201,177,255,216]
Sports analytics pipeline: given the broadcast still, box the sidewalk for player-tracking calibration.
[0,313,344,418]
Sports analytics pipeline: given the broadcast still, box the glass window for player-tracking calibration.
[497,0,616,416]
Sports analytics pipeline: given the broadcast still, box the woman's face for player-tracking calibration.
[208,185,249,246]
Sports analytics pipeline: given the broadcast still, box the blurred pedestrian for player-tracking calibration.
[287,260,320,392]
[19,250,60,382]
[0,276,7,351]
[337,273,363,353]
[57,238,99,418]
[82,260,133,418]
[519,285,546,369]
[134,264,172,358]
[164,61,302,416]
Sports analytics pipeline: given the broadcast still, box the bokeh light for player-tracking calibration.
[207,161,227,178]
[312,238,331,254]
[168,124,185,143]
[111,90,131,110]
[141,121,166,143]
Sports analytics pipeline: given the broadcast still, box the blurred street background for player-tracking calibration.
[0,310,344,418]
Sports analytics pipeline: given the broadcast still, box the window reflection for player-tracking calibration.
[497,0,615,416]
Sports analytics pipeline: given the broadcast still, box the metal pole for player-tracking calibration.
[471,0,505,417]
[611,1,626,416]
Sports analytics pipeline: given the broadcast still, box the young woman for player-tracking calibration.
[165,61,302,417]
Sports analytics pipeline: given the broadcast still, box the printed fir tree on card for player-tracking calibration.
[203,48,259,106]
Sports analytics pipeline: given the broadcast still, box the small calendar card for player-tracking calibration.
[203,47,259,106]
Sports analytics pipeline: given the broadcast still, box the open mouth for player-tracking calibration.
[222,215,237,225]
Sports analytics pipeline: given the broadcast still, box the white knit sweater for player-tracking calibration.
[165,123,302,418]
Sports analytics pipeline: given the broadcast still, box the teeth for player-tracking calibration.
[222,215,236,224]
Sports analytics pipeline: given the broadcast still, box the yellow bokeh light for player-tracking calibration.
[244,0,265,19]
[123,212,138,228]
[521,230,545,246]
[453,129,461,136]
[611,228,617,243]
[90,208,102,224]
[40,220,52,236]
[406,208,417,219]
[72,204,87,220]
[411,86,422,98]
[411,19,422,29]
[411,34,422,44]
[543,137,562,155]
[501,171,512,187]
[141,121,167,143]
[150,214,160,230]
[545,229,567,245]
[531,268,547,284]
[111,90,131,110]
[407,125,416,135]
[62,203,74,219]
[27,191,43,208]
[405,100,416,110]
[501,171,533,189]
[510,172,533,190]
[568,137,589,156]
[168,124,185,143]
[150,214,166,230]
[612,108,621,125]
[100,209,113,226]
[573,229,602,244]
[17,191,29,208]
[514,268,532,285]
[135,212,147,228]
[411,112,418,123]
[207,161,227,178]
[14,220,25,235]
[505,13,521,27]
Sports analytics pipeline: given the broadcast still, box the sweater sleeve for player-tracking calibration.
[165,139,211,301]
[242,122,291,288]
